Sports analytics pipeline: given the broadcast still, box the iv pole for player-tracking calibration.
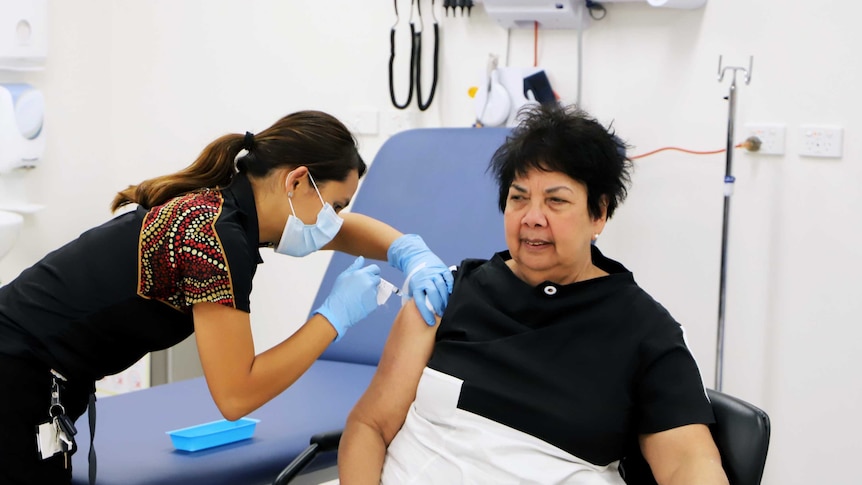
[715,56,752,392]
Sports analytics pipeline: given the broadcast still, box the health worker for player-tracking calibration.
[0,110,453,484]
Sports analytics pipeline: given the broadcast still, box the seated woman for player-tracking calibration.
[338,104,728,484]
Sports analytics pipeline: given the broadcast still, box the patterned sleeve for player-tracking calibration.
[138,191,244,312]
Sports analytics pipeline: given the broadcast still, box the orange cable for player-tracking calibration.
[630,143,744,160]
[534,21,538,67]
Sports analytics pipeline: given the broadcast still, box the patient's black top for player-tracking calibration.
[427,246,714,466]
[0,173,263,382]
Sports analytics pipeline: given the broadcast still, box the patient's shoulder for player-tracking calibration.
[455,250,509,274]
[455,258,488,273]
[453,251,515,284]
[451,257,494,287]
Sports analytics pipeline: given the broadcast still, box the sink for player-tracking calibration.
[0,209,24,262]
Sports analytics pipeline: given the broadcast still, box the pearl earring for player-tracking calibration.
[288,191,293,198]
[593,233,599,240]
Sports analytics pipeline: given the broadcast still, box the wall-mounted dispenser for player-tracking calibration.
[480,0,707,30]
[0,0,48,71]
[598,0,706,9]
[0,83,46,173]
[601,0,706,8]
[480,0,590,30]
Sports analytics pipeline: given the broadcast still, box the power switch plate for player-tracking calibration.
[799,125,843,158]
[742,123,786,155]
[346,108,379,136]
[381,110,417,136]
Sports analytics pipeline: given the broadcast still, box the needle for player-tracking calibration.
[377,279,404,305]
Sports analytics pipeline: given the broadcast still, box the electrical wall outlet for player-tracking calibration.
[742,123,785,155]
[381,110,417,136]
[345,108,379,136]
[799,125,843,158]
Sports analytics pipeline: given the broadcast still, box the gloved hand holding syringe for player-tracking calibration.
[315,254,444,343]
[317,234,452,341]
[377,277,435,312]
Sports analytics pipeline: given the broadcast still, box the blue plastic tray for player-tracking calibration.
[166,417,260,452]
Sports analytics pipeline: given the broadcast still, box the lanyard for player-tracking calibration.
[389,0,439,111]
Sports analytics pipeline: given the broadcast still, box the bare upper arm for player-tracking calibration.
[640,424,727,485]
[192,302,255,402]
[348,300,438,444]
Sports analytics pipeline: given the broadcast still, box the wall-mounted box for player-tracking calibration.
[0,83,46,172]
[0,0,48,71]
[481,0,707,31]
[600,0,706,8]
[481,0,591,30]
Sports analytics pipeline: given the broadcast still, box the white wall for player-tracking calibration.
[1,1,860,483]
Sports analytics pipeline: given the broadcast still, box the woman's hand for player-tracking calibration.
[314,256,381,341]
[387,234,454,325]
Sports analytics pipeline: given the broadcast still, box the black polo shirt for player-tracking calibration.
[0,174,263,382]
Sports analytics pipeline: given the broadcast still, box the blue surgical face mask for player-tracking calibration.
[275,173,344,257]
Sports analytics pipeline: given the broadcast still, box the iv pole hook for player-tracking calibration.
[714,55,753,392]
[717,55,753,85]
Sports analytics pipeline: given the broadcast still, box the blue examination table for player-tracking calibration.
[70,361,375,484]
[72,127,510,484]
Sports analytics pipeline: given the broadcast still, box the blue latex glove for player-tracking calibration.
[387,234,454,326]
[314,256,381,341]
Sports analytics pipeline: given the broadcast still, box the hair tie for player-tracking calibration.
[243,131,255,151]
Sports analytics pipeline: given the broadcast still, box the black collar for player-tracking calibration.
[222,172,265,264]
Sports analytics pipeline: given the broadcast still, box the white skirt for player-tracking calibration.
[381,367,625,485]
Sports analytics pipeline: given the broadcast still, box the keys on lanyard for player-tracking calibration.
[49,372,77,469]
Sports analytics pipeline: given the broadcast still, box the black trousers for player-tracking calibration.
[0,353,91,485]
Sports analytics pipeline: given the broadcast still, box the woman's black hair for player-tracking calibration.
[112,110,365,211]
[488,103,632,220]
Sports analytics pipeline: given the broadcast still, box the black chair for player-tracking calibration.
[272,430,343,485]
[707,388,771,485]
[276,388,770,484]
[620,388,771,485]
